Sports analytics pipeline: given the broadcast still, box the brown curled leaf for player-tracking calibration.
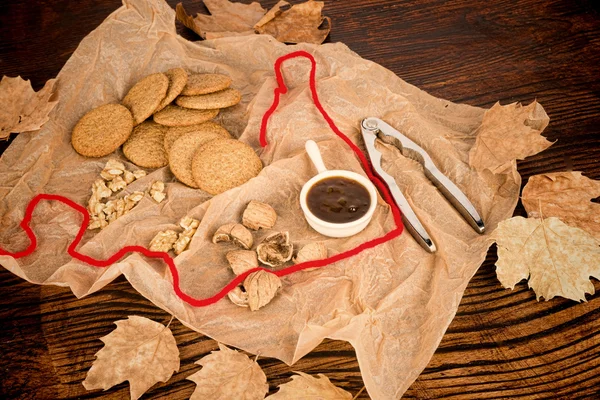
[176,1,266,39]
[0,76,58,140]
[266,371,352,399]
[522,171,600,240]
[469,101,552,174]
[254,0,331,44]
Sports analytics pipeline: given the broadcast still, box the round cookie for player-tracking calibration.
[71,104,133,157]
[164,122,231,154]
[192,138,263,195]
[181,73,232,96]
[153,105,219,127]
[123,121,168,168]
[176,88,241,110]
[168,131,223,188]
[122,73,169,125]
[154,68,188,113]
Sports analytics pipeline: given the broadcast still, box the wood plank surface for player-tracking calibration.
[1,0,599,398]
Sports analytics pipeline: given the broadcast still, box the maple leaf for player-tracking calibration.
[176,1,266,39]
[254,1,332,44]
[0,76,58,140]
[493,216,600,302]
[522,171,600,240]
[83,316,179,400]
[469,101,552,174]
[266,371,353,399]
[187,343,268,400]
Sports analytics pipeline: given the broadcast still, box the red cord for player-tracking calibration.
[0,51,403,307]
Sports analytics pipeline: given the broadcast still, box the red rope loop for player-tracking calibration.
[0,51,403,307]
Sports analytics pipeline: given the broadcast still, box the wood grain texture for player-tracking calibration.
[1,0,599,398]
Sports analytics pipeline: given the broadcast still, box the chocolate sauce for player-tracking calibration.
[306,177,370,223]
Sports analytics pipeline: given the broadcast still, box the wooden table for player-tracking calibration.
[1,0,599,398]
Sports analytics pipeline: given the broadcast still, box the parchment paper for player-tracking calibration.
[0,0,527,398]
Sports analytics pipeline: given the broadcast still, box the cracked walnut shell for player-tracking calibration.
[256,231,293,267]
[227,286,249,308]
[293,242,328,264]
[212,223,253,249]
[244,270,281,311]
[226,250,259,275]
[242,200,277,230]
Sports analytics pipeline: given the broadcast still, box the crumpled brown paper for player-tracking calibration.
[0,0,534,398]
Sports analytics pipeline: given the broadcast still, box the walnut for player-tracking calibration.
[123,170,136,184]
[242,200,277,230]
[227,286,249,308]
[127,191,145,203]
[149,230,178,252]
[133,170,147,180]
[244,270,281,311]
[226,250,259,275]
[108,175,127,192]
[100,159,126,181]
[212,223,253,249]
[173,235,191,255]
[293,242,327,264]
[180,216,200,232]
[256,231,293,267]
[149,180,166,203]
[92,179,112,199]
[88,215,108,230]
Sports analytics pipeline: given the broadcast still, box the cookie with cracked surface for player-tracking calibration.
[71,104,133,157]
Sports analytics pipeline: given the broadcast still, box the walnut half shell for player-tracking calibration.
[242,200,277,230]
[212,223,253,249]
[293,242,328,264]
[227,286,249,308]
[226,250,259,275]
[256,231,293,267]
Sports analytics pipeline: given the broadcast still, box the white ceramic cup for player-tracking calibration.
[300,140,378,238]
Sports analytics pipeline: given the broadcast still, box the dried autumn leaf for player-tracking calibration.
[254,0,331,44]
[176,1,266,39]
[266,371,352,399]
[469,101,552,174]
[493,216,600,302]
[522,171,600,240]
[83,316,180,400]
[187,343,268,400]
[0,76,58,139]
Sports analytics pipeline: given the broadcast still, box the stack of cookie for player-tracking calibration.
[71,69,263,195]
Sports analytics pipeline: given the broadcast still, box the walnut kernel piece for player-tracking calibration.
[256,231,293,267]
[173,235,191,255]
[244,270,282,311]
[226,250,259,275]
[179,216,200,232]
[108,175,127,192]
[123,170,136,184]
[149,230,178,252]
[212,223,253,249]
[133,170,147,180]
[293,242,327,264]
[100,159,126,181]
[92,179,112,199]
[228,286,249,308]
[149,180,166,203]
[242,200,277,230]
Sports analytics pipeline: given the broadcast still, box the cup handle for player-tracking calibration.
[305,140,328,174]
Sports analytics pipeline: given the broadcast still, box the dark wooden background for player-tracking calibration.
[1,0,599,398]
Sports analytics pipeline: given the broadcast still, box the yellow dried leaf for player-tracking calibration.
[83,316,180,400]
[254,0,331,44]
[176,1,266,39]
[493,216,600,302]
[266,371,352,399]
[187,343,268,400]
[0,76,58,139]
[522,171,600,240]
[469,101,552,174]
